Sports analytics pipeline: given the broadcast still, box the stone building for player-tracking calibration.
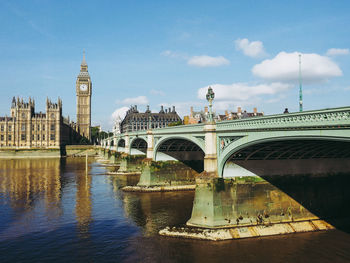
[183,106,264,124]
[184,106,213,124]
[0,97,79,148]
[221,107,264,121]
[120,105,181,133]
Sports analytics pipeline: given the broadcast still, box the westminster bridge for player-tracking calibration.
[101,106,350,237]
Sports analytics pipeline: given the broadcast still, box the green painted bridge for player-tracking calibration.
[102,106,350,177]
[101,106,350,234]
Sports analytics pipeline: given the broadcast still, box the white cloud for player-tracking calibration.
[110,106,129,124]
[121,96,149,105]
[161,50,177,57]
[235,38,266,58]
[197,82,291,111]
[162,51,229,67]
[252,51,342,83]
[161,50,187,59]
[326,48,349,56]
[150,89,165,96]
[198,82,291,101]
[326,48,350,56]
[187,55,230,67]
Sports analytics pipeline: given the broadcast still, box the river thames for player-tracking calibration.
[1,158,350,262]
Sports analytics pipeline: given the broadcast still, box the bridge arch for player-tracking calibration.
[154,135,205,173]
[117,138,125,152]
[219,133,350,177]
[129,137,148,155]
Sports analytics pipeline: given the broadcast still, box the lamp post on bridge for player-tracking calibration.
[202,86,218,177]
[206,86,215,123]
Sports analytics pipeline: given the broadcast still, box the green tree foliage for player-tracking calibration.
[168,120,183,127]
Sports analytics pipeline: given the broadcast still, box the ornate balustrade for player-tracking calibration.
[217,107,350,131]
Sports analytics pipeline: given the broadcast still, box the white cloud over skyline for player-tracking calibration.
[235,38,267,58]
[197,82,292,110]
[150,89,165,96]
[198,82,291,100]
[110,106,129,125]
[121,96,149,105]
[326,48,349,56]
[162,51,229,67]
[252,51,342,83]
[187,55,230,67]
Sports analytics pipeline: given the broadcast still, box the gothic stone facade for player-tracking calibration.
[0,53,91,148]
[0,97,74,148]
[120,105,181,133]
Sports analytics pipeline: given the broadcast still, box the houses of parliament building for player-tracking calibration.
[0,53,92,148]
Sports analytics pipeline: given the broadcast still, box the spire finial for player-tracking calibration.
[81,49,87,66]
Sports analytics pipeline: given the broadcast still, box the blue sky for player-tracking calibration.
[1,0,350,130]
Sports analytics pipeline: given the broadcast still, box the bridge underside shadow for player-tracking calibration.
[222,139,350,232]
[155,138,204,173]
[130,138,147,155]
[117,139,125,152]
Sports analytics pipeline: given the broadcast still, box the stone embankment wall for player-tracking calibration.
[0,148,61,158]
[0,145,98,158]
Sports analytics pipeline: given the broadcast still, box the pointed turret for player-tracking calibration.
[82,49,87,65]
[11,96,16,108]
[80,50,88,72]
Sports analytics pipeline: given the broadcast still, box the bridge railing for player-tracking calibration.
[216,106,350,131]
[101,107,350,145]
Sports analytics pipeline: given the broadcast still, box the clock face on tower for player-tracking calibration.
[80,84,88,91]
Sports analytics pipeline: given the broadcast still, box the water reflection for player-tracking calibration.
[0,159,62,219]
[75,167,92,238]
[0,158,350,263]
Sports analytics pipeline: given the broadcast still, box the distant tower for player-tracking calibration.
[299,54,303,112]
[76,50,92,140]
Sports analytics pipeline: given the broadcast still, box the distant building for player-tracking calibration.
[221,107,264,121]
[120,105,181,133]
[183,106,263,124]
[185,106,212,124]
[0,97,80,148]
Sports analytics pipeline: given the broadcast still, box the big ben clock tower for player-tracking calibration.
[76,51,92,141]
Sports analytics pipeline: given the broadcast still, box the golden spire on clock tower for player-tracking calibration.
[76,50,92,141]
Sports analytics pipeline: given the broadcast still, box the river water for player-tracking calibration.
[1,158,350,263]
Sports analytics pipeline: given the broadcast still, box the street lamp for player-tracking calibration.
[206,86,215,123]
